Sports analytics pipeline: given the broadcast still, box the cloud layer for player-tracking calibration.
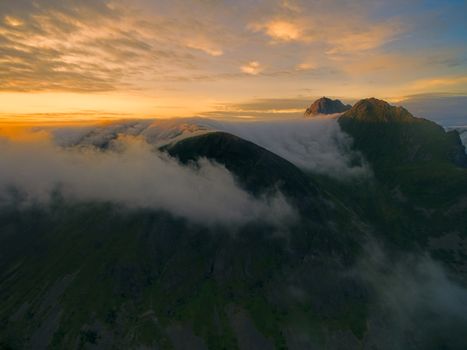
[46,116,371,179]
[199,117,371,178]
[0,131,293,225]
[1,0,466,105]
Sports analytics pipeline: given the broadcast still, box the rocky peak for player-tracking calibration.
[304,97,351,116]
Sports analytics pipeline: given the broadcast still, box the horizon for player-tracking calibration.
[1,95,467,128]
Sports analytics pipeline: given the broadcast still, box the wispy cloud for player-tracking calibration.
[241,61,263,75]
[0,1,154,92]
[250,19,305,43]
[0,0,466,114]
[0,0,232,92]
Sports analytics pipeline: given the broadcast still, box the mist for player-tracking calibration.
[0,116,371,224]
[356,243,467,349]
[203,116,371,178]
[47,116,371,179]
[456,127,467,150]
[0,133,293,225]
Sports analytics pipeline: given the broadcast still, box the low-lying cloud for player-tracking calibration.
[46,117,371,179]
[199,117,371,178]
[0,132,293,225]
[356,243,467,349]
[0,116,370,224]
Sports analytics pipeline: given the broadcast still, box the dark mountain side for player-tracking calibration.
[1,99,467,350]
[339,98,467,168]
[0,191,367,350]
[338,99,467,210]
[164,131,326,219]
[1,130,371,350]
[334,98,467,251]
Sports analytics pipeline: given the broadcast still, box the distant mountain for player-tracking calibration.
[304,97,351,116]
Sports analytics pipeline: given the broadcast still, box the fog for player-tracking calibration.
[204,116,371,178]
[356,243,467,349]
[0,116,371,224]
[48,116,371,179]
[0,133,293,225]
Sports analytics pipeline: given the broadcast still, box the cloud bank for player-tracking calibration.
[195,117,371,178]
[47,117,371,179]
[0,132,293,225]
[0,116,369,226]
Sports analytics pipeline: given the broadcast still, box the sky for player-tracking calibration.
[0,0,467,124]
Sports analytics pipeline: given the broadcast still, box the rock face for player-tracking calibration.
[304,97,351,116]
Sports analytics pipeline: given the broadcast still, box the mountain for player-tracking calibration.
[336,97,467,249]
[341,98,414,122]
[164,131,325,218]
[1,100,467,350]
[304,97,351,116]
[1,128,364,350]
[339,98,467,171]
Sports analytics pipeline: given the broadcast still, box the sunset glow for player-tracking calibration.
[1,0,466,122]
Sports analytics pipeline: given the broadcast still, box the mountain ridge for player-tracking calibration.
[2,96,467,350]
[341,97,416,123]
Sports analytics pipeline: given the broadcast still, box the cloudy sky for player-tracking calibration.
[0,0,466,123]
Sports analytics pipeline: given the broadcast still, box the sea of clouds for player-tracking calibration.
[0,116,370,224]
[49,116,371,178]
[0,132,292,225]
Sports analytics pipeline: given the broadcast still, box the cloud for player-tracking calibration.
[250,20,304,42]
[324,20,403,55]
[0,130,294,225]
[0,0,153,92]
[405,76,467,95]
[248,4,404,54]
[1,0,466,100]
[457,128,467,149]
[201,117,371,179]
[186,41,223,57]
[77,116,371,179]
[0,0,232,92]
[44,115,371,179]
[356,242,467,349]
[0,0,464,123]
[241,61,262,75]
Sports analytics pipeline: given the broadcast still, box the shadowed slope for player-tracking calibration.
[164,131,326,219]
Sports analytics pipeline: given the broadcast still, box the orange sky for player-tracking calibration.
[1,0,466,123]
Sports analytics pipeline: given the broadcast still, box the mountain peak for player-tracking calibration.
[341,97,415,123]
[304,97,351,116]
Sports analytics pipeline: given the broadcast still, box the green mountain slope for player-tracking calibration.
[0,131,367,350]
[339,98,467,207]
